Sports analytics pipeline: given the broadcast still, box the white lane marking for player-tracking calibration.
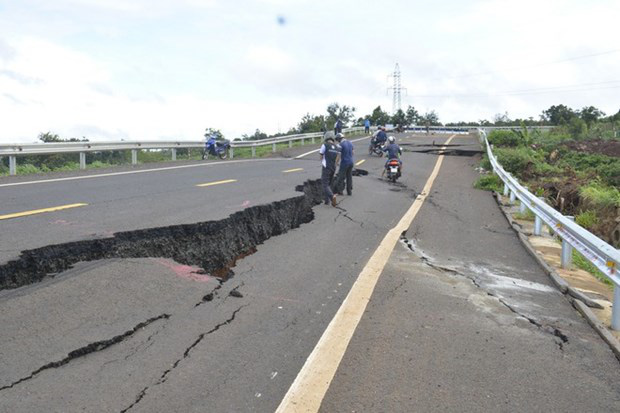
[294,136,372,159]
[355,159,365,166]
[0,158,289,188]
[275,135,456,413]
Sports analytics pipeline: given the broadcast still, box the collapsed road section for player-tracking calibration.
[0,180,323,290]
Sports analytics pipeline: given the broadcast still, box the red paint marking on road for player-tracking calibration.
[153,258,216,283]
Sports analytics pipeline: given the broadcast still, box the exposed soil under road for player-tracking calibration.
[0,180,324,290]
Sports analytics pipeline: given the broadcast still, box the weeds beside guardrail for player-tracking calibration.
[478,128,620,330]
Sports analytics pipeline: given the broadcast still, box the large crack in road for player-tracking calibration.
[0,179,324,290]
[400,234,569,352]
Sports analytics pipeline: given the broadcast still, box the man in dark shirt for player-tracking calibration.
[382,136,402,178]
[319,136,340,206]
[332,133,354,196]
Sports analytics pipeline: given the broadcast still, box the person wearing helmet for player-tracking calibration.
[319,135,340,206]
[382,136,402,178]
[332,133,354,196]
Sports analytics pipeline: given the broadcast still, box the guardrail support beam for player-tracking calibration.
[503,184,509,196]
[509,191,516,204]
[519,200,527,214]
[230,147,234,159]
[251,146,256,158]
[289,140,293,148]
[272,143,276,153]
[312,136,315,144]
[79,152,86,170]
[561,216,574,269]
[9,155,17,175]
[131,149,138,165]
[171,149,177,161]
[534,215,542,236]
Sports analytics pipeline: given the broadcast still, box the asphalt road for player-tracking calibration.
[1,133,619,412]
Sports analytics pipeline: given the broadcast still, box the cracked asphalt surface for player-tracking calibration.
[1,133,620,412]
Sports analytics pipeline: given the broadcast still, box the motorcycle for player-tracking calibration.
[385,158,401,183]
[368,137,384,157]
[202,140,230,160]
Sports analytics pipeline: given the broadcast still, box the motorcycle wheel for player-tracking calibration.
[218,151,227,160]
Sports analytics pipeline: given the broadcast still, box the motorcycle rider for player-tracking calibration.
[382,136,402,178]
[370,126,388,153]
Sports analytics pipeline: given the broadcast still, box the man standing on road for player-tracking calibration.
[364,118,371,134]
[332,133,354,196]
[334,119,343,135]
[319,136,340,206]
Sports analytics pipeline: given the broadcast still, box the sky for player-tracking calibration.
[1,0,619,143]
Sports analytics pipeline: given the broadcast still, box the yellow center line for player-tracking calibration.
[355,159,365,166]
[0,203,88,221]
[283,168,304,173]
[275,135,457,413]
[196,179,237,187]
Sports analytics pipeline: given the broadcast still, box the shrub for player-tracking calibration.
[494,147,542,176]
[580,182,620,209]
[487,130,522,147]
[474,173,503,192]
[16,164,42,175]
[575,210,599,230]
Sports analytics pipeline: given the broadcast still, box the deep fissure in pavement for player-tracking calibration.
[0,180,323,290]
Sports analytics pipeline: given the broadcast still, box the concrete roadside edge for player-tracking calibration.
[490,191,620,360]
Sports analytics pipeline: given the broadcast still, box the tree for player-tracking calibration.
[326,103,356,128]
[369,106,390,126]
[204,128,224,140]
[297,113,327,134]
[390,109,407,127]
[493,112,512,126]
[421,110,441,126]
[405,105,420,125]
[241,129,268,141]
[580,106,605,126]
[38,132,87,142]
[541,104,577,125]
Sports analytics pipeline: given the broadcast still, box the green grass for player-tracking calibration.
[513,207,535,221]
[474,173,503,192]
[573,250,613,287]
[580,182,620,209]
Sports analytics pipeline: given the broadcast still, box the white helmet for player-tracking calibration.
[388,136,395,143]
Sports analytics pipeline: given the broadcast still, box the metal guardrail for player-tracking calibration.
[0,127,366,175]
[478,128,620,330]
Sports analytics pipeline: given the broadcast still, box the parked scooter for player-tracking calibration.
[202,140,230,160]
[385,158,401,182]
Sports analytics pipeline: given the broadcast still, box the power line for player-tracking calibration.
[431,49,620,81]
[410,80,620,99]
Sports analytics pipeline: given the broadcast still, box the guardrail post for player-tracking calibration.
[519,200,527,214]
[561,216,574,269]
[289,140,293,148]
[612,287,620,330]
[503,184,509,196]
[79,152,86,170]
[230,147,234,159]
[301,137,305,145]
[312,136,315,144]
[9,155,17,175]
[251,146,256,158]
[171,149,177,161]
[509,191,516,204]
[131,149,138,165]
[272,143,276,153]
[534,196,545,235]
